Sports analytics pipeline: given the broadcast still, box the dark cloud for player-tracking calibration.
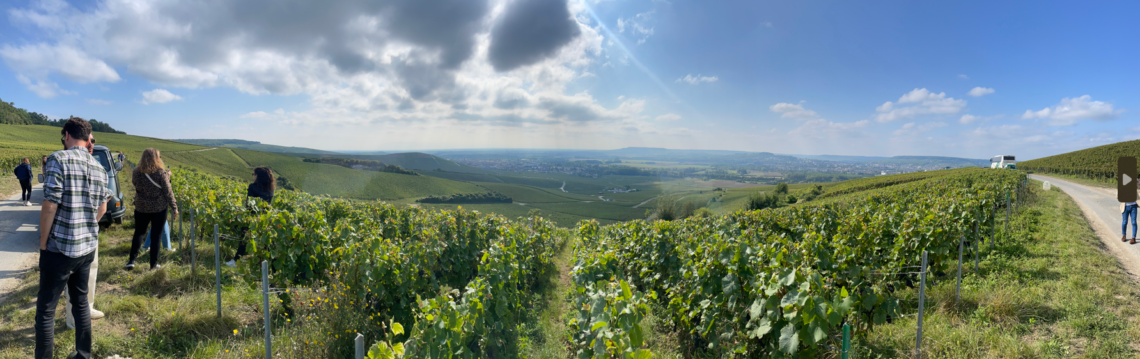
[91,0,490,96]
[494,89,530,109]
[538,96,607,122]
[488,0,581,72]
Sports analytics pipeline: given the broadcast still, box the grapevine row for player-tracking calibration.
[170,168,560,357]
[569,168,1024,357]
[1019,139,1140,181]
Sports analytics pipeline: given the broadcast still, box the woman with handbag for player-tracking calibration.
[127,148,179,270]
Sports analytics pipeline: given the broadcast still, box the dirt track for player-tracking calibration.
[0,184,42,302]
[1030,174,1140,281]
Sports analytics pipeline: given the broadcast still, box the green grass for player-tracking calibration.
[476,183,586,203]
[0,125,490,202]
[232,149,485,200]
[4,176,1136,358]
[850,182,1140,358]
[420,170,506,183]
[1028,172,1113,189]
[162,149,252,179]
[528,201,646,222]
[0,176,23,199]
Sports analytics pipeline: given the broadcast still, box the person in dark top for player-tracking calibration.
[14,158,33,206]
[127,148,178,270]
[226,166,274,267]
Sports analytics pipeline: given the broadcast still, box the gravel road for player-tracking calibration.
[0,184,42,301]
[1030,174,1140,279]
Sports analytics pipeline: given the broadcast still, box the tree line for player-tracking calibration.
[416,191,513,204]
[0,98,125,134]
[302,157,419,175]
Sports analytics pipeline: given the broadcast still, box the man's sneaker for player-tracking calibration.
[151,264,162,271]
[124,262,135,270]
[225,259,237,267]
[91,308,105,320]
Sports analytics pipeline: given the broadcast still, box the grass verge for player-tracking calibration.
[850,181,1140,358]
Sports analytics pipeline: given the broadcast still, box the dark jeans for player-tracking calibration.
[130,210,166,268]
[35,249,95,359]
[19,179,32,202]
[232,226,249,261]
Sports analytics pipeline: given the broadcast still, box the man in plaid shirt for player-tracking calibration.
[35,117,111,359]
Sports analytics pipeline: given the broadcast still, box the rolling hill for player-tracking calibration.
[1020,139,1140,183]
[0,125,484,201]
[173,139,338,155]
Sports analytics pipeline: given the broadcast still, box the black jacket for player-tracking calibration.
[247,183,274,203]
[13,163,32,180]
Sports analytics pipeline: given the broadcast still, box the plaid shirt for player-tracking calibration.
[43,147,112,258]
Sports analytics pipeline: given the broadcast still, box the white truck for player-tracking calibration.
[990,155,1016,169]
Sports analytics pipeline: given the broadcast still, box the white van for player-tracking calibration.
[990,155,1016,169]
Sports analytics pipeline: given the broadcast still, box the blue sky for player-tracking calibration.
[1,0,1137,159]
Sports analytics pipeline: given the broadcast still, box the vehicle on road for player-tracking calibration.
[39,145,127,228]
[991,155,1017,169]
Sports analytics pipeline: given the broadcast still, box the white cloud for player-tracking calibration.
[788,119,870,138]
[0,43,121,97]
[769,102,818,119]
[875,88,966,123]
[958,114,980,125]
[967,87,994,97]
[676,74,718,84]
[876,102,893,112]
[617,11,655,44]
[86,99,112,105]
[762,21,773,28]
[241,111,270,119]
[957,74,969,80]
[655,113,681,121]
[892,121,947,136]
[16,75,66,98]
[958,114,1003,125]
[0,0,660,136]
[1021,95,1122,126]
[140,89,182,105]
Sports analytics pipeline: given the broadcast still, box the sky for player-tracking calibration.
[1,0,1137,159]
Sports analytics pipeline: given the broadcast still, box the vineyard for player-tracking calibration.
[1019,138,1140,182]
[0,149,50,176]
[171,168,564,357]
[161,165,1027,358]
[569,168,1024,357]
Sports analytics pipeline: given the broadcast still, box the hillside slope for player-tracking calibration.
[232,149,484,200]
[1019,139,1140,182]
[0,125,485,201]
[173,139,338,155]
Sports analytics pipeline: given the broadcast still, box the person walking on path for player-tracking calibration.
[35,117,111,359]
[13,158,33,206]
[64,134,106,330]
[126,148,178,270]
[225,166,274,267]
[1126,202,1138,244]
[1121,180,1130,245]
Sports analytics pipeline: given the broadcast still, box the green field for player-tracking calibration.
[1020,138,1140,184]
[1,123,852,226]
[0,125,485,202]
[231,149,484,200]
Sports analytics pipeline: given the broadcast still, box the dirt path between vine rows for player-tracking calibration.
[1030,174,1140,281]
